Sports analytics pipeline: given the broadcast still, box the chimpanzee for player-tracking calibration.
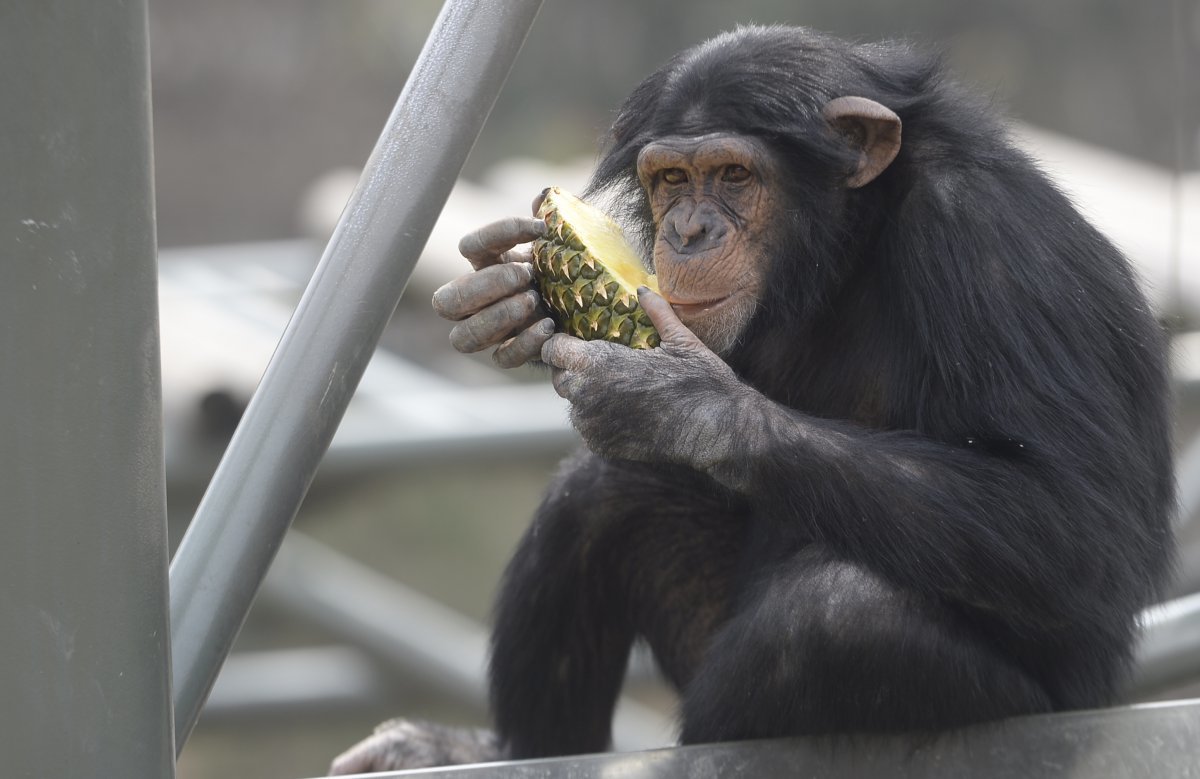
[330,24,1174,773]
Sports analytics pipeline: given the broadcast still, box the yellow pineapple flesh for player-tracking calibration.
[531,187,661,349]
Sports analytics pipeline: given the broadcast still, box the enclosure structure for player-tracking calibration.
[3,1,1200,777]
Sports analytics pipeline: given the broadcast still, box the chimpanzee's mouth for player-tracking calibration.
[668,294,734,319]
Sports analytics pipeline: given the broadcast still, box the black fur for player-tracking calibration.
[490,25,1174,758]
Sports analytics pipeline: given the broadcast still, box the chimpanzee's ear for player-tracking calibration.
[821,96,902,188]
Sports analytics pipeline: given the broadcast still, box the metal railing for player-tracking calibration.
[167,0,545,751]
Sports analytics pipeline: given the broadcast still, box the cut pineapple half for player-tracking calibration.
[531,187,661,349]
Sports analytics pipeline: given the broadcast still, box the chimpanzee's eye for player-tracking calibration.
[661,168,688,185]
[722,164,752,183]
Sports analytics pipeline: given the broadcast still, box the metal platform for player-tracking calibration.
[331,699,1200,779]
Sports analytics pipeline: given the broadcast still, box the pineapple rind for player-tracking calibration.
[532,188,661,349]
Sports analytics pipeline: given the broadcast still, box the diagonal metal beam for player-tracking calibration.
[261,532,676,752]
[169,0,544,751]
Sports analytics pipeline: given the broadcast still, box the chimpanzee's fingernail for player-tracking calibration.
[637,286,651,296]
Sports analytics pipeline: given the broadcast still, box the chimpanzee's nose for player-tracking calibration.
[664,206,727,255]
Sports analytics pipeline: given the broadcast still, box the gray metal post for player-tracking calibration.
[1128,591,1200,697]
[169,0,544,751]
[0,2,174,778]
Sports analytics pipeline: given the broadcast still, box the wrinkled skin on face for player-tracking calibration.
[526,134,784,467]
[429,135,787,368]
[636,133,778,356]
[428,104,901,470]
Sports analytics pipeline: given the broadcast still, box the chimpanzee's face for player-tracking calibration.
[636,133,780,355]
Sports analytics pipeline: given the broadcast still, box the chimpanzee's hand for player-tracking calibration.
[432,193,555,368]
[541,288,755,469]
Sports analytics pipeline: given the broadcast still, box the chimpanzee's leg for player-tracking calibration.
[490,450,748,758]
[679,546,1053,743]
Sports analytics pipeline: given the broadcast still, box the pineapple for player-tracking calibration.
[531,187,661,349]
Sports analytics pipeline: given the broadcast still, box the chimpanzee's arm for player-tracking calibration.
[541,290,1155,631]
[711,403,1106,626]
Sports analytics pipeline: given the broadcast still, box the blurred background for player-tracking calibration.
[147,1,1199,777]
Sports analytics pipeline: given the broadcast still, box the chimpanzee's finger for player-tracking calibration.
[638,287,706,350]
[328,734,387,775]
[494,318,556,369]
[550,367,574,399]
[549,365,591,401]
[496,245,534,267]
[458,217,546,270]
[541,333,594,373]
[432,262,536,321]
[448,290,542,353]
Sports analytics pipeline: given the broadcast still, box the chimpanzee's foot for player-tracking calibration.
[329,718,502,774]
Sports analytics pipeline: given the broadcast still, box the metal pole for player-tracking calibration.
[0,2,174,777]
[1128,591,1200,697]
[262,533,676,752]
[169,0,544,751]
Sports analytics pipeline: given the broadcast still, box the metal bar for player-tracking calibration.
[169,0,544,751]
[1128,591,1200,697]
[334,699,1200,779]
[0,1,174,776]
[1171,426,1200,532]
[203,646,388,719]
[1155,422,1200,597]
[261,533,675,752]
